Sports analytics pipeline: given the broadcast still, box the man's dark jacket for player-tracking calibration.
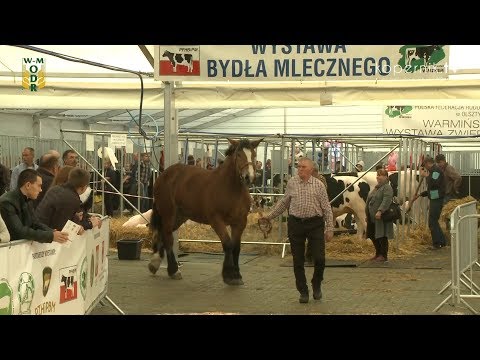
[0,189,53,242]
[33,167,55,208]
[35,184,82,231]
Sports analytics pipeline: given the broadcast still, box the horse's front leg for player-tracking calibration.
[230,222,246,285]
[148,231,165,275]
[211,220,238,286]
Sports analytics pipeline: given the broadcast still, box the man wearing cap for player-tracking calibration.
[435,154,462,204]
[412,156,447,249]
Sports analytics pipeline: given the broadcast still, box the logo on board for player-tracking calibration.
[0,279,13,315]
[59,266,78,304]
[159,46,200,76]
[397,45,446,74]
[42,267,52,297]
[18,272,35,314]
[385,106,413,119]
[80,257,88,300]
[22,58,46,92]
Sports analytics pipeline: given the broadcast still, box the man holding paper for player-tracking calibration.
[35,168,92,234]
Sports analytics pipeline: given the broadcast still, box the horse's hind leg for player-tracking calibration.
[162,228,181,279]
[230,223,246,285]
[148,205,165,275]
[163,211,188,280]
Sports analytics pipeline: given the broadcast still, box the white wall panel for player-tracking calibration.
[195,106,383,135]
[0,114,34,136]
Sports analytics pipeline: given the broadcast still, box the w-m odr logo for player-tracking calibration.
[385,106,413,118]
[22,58,46,92]
[397,45,446,73]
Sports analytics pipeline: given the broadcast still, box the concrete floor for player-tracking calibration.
[91,246,480,315]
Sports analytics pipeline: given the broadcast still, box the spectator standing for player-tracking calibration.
[62,150,78,167]
[33,153,60,208]
[412,156,447,249]
[435,154,462,204]
[355,160,365,172]
[10,147,38,191]
[102,159,117,217]
[365,169,395,262]
[0,162,10,194]
[139,153,152,212]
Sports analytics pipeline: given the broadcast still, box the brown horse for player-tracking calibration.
[148,138,263,285]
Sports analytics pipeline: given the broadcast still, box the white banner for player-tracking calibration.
[383,105,480,137]
[0,218,109,315]
[154,45,449,81]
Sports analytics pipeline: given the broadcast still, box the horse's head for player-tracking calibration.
[226,138,263,185]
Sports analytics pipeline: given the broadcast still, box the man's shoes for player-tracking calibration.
[313,287,322,300]
[375,255,387,262]
[299,293,309,303]
[430,244,445,250]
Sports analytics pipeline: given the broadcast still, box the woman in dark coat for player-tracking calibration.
[365,169,394,262]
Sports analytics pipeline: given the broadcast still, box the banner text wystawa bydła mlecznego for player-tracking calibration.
[154,45,449,81]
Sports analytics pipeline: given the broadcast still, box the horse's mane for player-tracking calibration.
[225,139,251,157]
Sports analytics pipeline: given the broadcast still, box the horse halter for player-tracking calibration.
[234,148,255,183]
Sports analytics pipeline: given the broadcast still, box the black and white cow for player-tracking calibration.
[162,50,194,73]
[325,175,372,239]
[334,213,357,232]
[357,170,420,205]
[61,275,74,296]
[356,170,427,224]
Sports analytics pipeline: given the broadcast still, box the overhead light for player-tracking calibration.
[48,114,90,119]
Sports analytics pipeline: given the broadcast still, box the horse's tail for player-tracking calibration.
[148,202,164,275]
[149,201,162,234]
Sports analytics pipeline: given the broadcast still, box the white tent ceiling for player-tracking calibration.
[2,45,480,134]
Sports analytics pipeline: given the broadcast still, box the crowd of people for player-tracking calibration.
[0,147,120,244]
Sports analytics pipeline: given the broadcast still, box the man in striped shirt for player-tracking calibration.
[261,158,334,304]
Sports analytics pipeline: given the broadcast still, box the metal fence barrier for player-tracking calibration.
[434,201,480,314]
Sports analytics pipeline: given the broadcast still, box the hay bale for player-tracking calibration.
[441,196,477,223]
[110,216,151,249]
[109,212,442,261]
[438,196,477,242]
